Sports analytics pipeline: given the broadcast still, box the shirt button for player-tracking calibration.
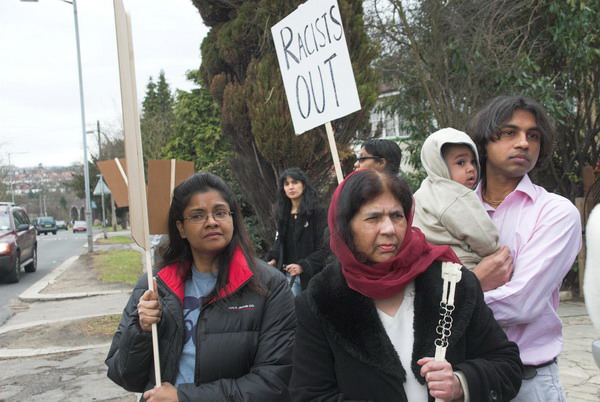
[490,390,498,400]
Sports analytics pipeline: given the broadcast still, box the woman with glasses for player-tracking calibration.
[106,172,296,401]
[267,168,329,295]
[355,138,403,174]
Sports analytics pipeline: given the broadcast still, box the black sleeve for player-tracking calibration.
[297,206,330,277]
[105,275,154,392]
[266,224,282,266]
[177,273,296,401]
[453,277,524,402]
[290,294,345,402]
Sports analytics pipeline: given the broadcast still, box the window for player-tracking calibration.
[12,210,23,228]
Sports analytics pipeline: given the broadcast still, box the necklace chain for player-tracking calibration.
[482,193,505,208]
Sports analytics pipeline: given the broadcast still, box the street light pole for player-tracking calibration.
[70,0,94,252]
[21,0,93,251]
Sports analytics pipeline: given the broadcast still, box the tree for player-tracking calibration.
[140,70,176,164]
[192,0,379,242]
[507,0,599,200]
[67,125,125,219]
[365,0,599,200]
[163,70,228,171]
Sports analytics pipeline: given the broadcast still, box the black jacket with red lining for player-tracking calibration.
[105,248,296,401]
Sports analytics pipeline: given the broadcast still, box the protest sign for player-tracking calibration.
[271,0,361,135]
[97,158,129,207]
[272,0,359,183]
[147,159,194,235]
[113,0,161,385]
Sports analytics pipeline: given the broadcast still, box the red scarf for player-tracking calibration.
[328,171,461,299]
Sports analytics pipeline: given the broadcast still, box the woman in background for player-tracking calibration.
[267,168,329,295]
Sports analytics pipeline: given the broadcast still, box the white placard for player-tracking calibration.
[272,0,361,134]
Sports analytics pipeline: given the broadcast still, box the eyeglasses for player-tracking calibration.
[183,211,233,224]
[356,156,380,163]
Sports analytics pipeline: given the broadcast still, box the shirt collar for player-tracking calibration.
[513,174,537,203]
[475,174,537,209]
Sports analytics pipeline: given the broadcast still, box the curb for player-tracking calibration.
[19,235,138,302]
[18,256,130,302]
[18,256,78,301]
[0,343,111,360]
[0,312,124,335]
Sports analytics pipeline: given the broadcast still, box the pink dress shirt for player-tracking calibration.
[476,175,582,365]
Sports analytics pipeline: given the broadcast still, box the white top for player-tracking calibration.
[377,282,428,402]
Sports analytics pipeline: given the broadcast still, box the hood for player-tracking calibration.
[420,128,481,185]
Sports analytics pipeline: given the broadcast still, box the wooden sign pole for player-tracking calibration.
[113,0,161,386]
[325,122,343,184]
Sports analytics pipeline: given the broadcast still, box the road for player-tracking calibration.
[0,228,92,326]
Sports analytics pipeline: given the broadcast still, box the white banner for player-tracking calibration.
[272,0,361,134]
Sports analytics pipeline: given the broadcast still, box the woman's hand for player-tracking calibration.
[137,278,162,332]
[142,382,178,401]
[418,357,463,401]
[284,263,303,276]
[268,259,277,266]
[472,246,513,291]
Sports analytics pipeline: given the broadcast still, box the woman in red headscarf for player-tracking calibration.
[290,169,523,402]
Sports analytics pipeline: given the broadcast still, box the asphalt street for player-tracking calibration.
[0,229,89,326]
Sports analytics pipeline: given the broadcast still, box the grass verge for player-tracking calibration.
[73,314,122,336]
[93,249,142,286]
[96,236,133,244]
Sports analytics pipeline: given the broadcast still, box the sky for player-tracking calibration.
[0,0,209,168]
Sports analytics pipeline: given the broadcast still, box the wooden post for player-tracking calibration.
[575,197,586,296]
[325,122,344,184]
[113,0,161,385]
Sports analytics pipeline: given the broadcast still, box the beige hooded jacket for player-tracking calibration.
[413,128,499,269]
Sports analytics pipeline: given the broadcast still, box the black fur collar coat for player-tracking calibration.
[290,261,523,402]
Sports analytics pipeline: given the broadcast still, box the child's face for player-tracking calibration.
[444,145,478,188]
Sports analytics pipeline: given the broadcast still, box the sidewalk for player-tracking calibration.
[0,230,140,400]
[0,234,598,400]
[558,301,600,401]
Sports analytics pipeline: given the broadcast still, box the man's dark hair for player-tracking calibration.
[467,95,555,178]
[335,169,412,255]
[361,139,402,175]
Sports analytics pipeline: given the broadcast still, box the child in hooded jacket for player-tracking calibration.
[413,128,500,269]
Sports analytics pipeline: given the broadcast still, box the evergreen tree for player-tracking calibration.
[164,70,227,171]
[192,0,379,242]
[140,70,176,163]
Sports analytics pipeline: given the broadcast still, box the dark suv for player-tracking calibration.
[36,216,57,235]
[0,203,37,283]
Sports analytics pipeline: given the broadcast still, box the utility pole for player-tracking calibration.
[111,197,117,231]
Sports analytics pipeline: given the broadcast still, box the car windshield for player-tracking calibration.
[39,217,55,224]
[0,215,9,230]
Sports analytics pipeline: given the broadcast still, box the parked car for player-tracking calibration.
[56,220,68,230]
[36,216,57,235]
[72,220,87,233]
[0,203,37,283]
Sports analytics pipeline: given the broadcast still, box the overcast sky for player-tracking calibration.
[0,0,209,168]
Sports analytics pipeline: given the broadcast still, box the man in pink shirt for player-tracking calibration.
[468,95,582,401]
